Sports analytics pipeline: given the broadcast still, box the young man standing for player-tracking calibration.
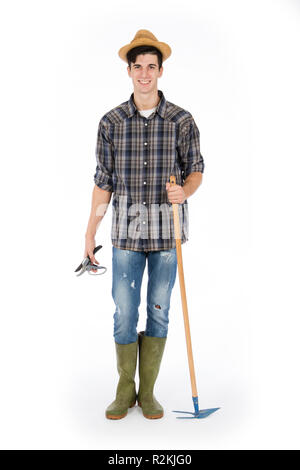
[84,30,204,420]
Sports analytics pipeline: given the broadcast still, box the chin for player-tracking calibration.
[136,85,155,93]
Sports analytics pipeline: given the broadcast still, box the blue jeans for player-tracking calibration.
[112,246,177,344]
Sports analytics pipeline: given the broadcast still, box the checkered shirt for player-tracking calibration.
[94,89,204,251]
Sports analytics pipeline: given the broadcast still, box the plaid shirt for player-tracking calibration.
[94,89,204,252]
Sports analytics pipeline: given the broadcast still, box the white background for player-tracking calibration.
[0,0,299,450]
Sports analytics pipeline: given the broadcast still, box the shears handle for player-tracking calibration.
[87,264,107,275]
[92,245,102,256]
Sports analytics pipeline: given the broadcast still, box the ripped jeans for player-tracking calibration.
[112,246,177,344]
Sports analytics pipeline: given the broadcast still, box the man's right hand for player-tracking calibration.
[84,237,100,274]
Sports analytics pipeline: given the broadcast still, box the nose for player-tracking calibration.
[139,69,150,78]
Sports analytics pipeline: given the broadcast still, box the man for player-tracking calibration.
[84,30,204,420]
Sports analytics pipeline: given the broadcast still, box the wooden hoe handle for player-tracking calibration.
[170,175,198,398]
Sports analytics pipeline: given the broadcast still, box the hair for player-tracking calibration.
[126,45,163,70]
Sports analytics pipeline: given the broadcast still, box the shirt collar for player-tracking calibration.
[127,89,167,119]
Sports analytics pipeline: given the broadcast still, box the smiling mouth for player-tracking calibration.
[138,80,151,85]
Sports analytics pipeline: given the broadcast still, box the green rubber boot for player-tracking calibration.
[137,331,167,419]
[105,340,138,420]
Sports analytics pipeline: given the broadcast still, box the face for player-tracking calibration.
[127,53,163,95]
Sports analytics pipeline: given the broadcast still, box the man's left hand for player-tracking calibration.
[166,182,187,204]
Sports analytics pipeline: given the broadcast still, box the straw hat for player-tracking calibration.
[118,29,172,63]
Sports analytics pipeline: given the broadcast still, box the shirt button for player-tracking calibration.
[144,161,147,165]
[143,201,146,205]
[145,123,148,126]
[144,142,148,146]
[142,221,146,225]
[143,181,147,185]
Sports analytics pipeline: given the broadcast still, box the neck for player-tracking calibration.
[133,89,160,111]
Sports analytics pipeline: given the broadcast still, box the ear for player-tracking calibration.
[127,65,131,77]
[158,65,163,78]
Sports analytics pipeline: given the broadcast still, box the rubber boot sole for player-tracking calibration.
[138,401,163,419]
[106,400,136,420]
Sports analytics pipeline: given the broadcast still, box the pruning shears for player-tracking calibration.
[74,244,107,276]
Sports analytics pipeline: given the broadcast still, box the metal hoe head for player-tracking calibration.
[173,396,220,420]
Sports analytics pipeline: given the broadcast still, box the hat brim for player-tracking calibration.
[118,39,171,63]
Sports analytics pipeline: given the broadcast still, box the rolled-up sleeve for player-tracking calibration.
[93,119,114,192]
[178,115,205,179]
